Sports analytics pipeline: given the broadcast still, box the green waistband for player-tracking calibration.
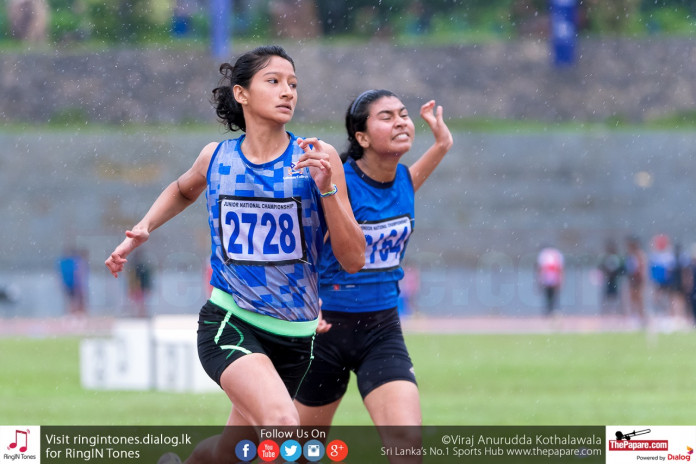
[209,288,318,337]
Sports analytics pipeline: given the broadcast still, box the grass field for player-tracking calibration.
[1,331,694,426]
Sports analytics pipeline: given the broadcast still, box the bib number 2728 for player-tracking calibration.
[219,196,306,265]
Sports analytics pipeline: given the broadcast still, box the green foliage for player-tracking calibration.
[646,109,696,128]
[2,1,696,46]
[643,5,696,34]
[49,107,90,126]
[84,0,164,43]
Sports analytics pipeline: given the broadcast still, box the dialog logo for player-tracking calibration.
[280,439,302,462]
[235,439,257,462]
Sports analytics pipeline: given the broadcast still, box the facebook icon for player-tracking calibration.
[235,440,257,462]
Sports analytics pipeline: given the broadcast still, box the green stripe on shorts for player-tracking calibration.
[209,288,318,338]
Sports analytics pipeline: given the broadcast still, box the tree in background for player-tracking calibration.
[584,0,642,33]
[6,0,696,45]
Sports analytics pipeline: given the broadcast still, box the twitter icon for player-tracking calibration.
[280,439,302,462]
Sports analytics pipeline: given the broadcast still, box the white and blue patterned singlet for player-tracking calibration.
[318,159,415,312]
[206,132,325,322]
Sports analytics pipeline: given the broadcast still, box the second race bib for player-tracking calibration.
[361,214,413,271]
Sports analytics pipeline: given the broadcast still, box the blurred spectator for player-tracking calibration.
[269,0,320,39]
[0,283,19,305]
[57,248,89,316]
[598,238,625,315]
[405,1,435,36]
[625,235,647,325]
[398,266,421,318]
[685,244,696,326]
[648,233,674,314]
[127,250,153,318]
[7,0,49,43]
[536,246,564,315]
[171,0,195,38]
[668,242,689,321]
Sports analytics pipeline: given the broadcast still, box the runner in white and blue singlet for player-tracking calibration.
[206,131,325,322]
[295,89,453,464]
[105,46,365,464]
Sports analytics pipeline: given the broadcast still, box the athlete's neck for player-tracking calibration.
[355,151,401,183]
[241,124,290,164]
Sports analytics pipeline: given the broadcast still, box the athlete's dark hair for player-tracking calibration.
[341,89,397,162]
[212,45,295,132]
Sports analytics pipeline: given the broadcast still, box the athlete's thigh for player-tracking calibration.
[354,309,417,400]
[295,398,343,426]
[220,353,298,426]
[364,380,421,426]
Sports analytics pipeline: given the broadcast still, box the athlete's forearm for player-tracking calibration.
[322,195,365,274]
[409,139,452,192]
[133,180,198,234]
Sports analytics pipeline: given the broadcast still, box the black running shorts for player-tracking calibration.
[295,307,417,406]
[197,301,314,398]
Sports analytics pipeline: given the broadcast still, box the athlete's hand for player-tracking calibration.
[316,309,332,334]
[295,138,334,194]
[105,228,149,277]
[420,100,453,151]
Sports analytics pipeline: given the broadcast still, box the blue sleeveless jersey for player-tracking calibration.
[206,132,325,322]
[318,159,414,312]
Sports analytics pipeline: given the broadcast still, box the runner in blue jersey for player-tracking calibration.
[105,46,365,463]
[295,89,452,458]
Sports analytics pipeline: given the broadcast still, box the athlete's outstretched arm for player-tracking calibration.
[409,100,453,192]
[296,138,365,274]
[105,142,216,277]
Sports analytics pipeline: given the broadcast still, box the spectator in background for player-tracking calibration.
[398,266,421,318]
[0,283,19,306]
[598,238,625,315]
[625,235,648,325]
[7,0,49,43]
[648,233,674,315]
[127,250,153,318]
[668,242,689,322]
[685,243,696,327]
[171,0,193,38]
[57,248,88,316]
[536,246,564,315]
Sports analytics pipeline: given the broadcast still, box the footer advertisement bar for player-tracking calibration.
[1,425,693,463]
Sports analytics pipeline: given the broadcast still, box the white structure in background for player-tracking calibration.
[80,316,218,393]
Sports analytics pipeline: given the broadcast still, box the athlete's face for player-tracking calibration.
[235,56,297,125]
[358,96,415,157]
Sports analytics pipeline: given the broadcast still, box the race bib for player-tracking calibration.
[361,215,413,271]
[219,196,307,265]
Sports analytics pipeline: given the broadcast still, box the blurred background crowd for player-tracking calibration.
[1,0,696,329]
